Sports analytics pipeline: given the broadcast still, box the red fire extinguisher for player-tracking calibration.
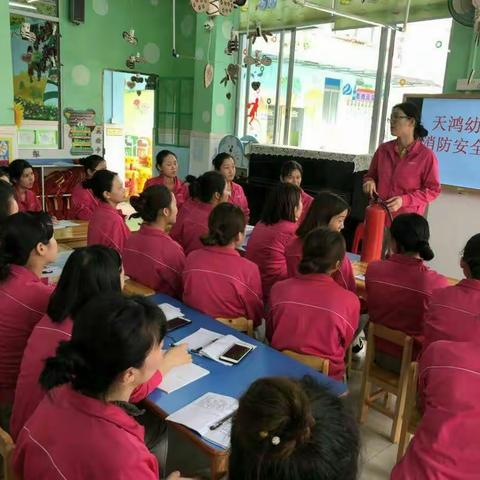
[361,195,393,263]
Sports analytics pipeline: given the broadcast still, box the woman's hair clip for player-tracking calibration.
[271,436,281,446]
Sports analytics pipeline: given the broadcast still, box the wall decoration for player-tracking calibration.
[225,32,240,55]
[0,138,14,165]
[123,29,138,45]
[18,129,36,148]
[248,24,273,43]
[204,63,214,88]
[126,52,147,69]
[36,129,58,148]
[247,97,259,124]
[256,0,277,10]
[220,64,240,87]
[10,14,60,121]
[63,108,96,156]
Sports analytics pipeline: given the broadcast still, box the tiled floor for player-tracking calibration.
[347,354,399,480]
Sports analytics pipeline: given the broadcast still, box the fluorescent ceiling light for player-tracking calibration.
[292,0,403,31]
[9,1,37,9]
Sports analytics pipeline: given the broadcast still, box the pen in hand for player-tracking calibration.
[209,412,235,431]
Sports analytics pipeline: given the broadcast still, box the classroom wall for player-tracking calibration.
[59,0,195,122]
[427,21,480,278]
[0,0,14,125]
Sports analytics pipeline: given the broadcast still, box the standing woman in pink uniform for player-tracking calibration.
[363,102,441,220]
[212,152,250,223]
[143,150,188,209]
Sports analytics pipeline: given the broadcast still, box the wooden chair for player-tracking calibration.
[397,362,422,461]
[358,323,413,443]
[282,350,330,376]
[0,426,19,480]
[216,317,254,337]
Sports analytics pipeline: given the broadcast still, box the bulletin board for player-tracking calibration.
[404,94,480,190]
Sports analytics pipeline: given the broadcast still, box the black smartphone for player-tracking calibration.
[219,343,253,364]
[166,317,192,332]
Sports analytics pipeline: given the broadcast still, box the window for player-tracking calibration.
[236,19,453,154]
[383,18,453,142]
[157,78,193,147]
[8,0,58,17]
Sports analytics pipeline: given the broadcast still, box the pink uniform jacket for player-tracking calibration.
[364,140,441,220]
[123,225,185,298]
[298,189,313,224]
[365,254,448,357]
[183,246,264,326]
[70,183,99,220]
[87,202,130,254]
[392,340,480,480]
[269,273,360,380]
[13,385,159,480]
[229,181,250,223]
[143,175,188,209]
[285,236,356,293]
[0,265,53,404]
[423,278,480,352]
[15,188,42,213]
[246,220,297,301]
[169,200,213,255]
[10,314,163,441]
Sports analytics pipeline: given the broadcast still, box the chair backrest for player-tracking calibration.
[216,317,254,337]
[282,350,330,376]
[0,425,19,480]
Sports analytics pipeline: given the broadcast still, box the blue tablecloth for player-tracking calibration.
[148,294,347,417]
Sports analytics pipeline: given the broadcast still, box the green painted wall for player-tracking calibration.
[443,22,479,93]
[191,12,238,135]
[0,0,14,125]
[60,0,195,122]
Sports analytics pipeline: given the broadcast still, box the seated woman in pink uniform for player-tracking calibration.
[10,245,124,439]
[0,212,57,431]
[423,233,480,351]
[280,160,313,224]
[124,185,185,298]
[13,294,191,480]
[170,171,228,255]
[212,152,250,222]
[9,159,42,212]
[285,191,354,293]
[0,180,19,224]
[366,214,448,371]
[246,183,302,302]
[269,228,360,380]
[71,154,106,220]
[143,150,188,209]
[392,340,480,480]
[86,170,130,254]
[183,203,263,326]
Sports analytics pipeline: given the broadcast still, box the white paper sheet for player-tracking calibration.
[158,303,184,321]
[53,220,80,230]
[166,392,238,448]
[176,328,223,352]
[159,363,209,394]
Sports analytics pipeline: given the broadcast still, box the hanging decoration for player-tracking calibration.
[251,81,261,91]
[244,50,272,67]
[204,63,214,88]
[20,23,37,42]
[247,97,259,124]
[126,52,146,69]
[191,0,235,16]
[248,24,273,43]
[225,32,239,55]
[122,29,138,45]
[220,64,240,87]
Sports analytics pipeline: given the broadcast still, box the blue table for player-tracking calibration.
[146,294,347,479]
[148,294,347,413]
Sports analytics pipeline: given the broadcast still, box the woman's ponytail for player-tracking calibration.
[40,341,88,391]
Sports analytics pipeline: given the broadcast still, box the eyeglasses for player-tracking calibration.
[388,115,409,123]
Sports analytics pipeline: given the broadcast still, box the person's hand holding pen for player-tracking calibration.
[160,343,191,376]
